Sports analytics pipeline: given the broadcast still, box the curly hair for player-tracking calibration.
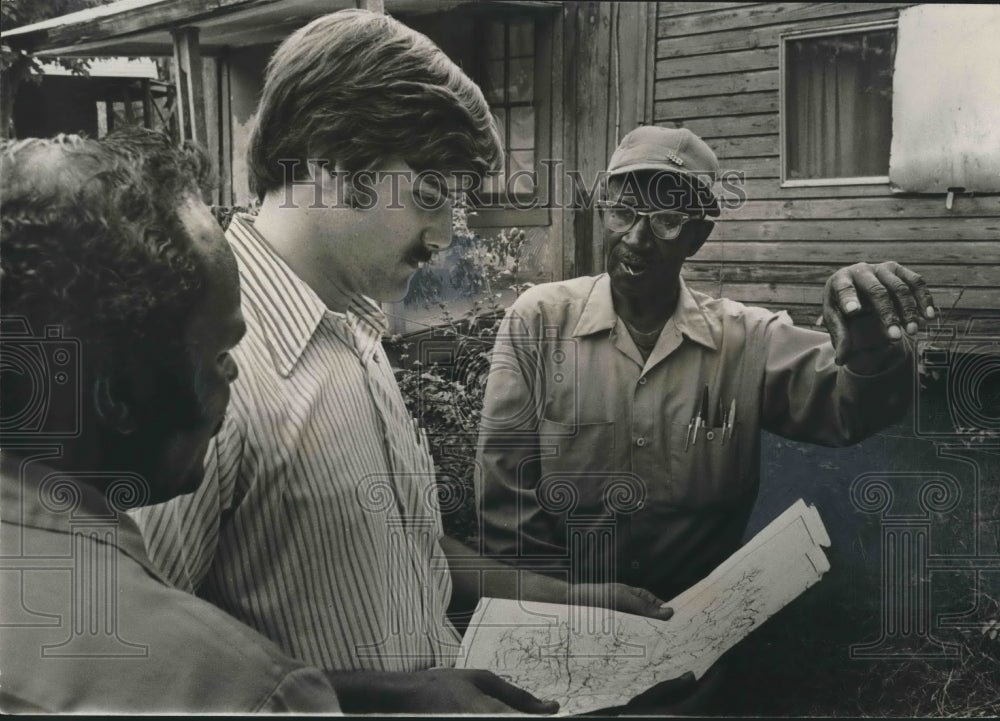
[247,9,503,199]
[1,129,214,383]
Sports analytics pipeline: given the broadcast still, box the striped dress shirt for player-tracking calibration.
[133,214,460,672]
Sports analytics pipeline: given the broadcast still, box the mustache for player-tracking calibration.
[407,245,433,264]
[613,246,653,266]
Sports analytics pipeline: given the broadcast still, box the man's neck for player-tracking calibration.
[611,277,681,333]
[253,192,357,313]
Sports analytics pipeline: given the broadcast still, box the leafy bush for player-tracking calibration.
[403,195,529,308]
[389,203,529,543]
[392,313,499,543]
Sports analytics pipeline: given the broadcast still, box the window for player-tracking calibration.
[403,10,551,226]
[782,23,896,185]
[477,17,538,202]
[387,9,553,333]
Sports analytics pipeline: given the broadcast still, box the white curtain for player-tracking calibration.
[786,31,895,179]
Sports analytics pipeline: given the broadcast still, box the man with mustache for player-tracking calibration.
[476,125,934,710]
[134,10,680,713]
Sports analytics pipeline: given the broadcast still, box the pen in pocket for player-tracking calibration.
[725,398,736,441]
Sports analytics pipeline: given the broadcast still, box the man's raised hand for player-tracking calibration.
[822,261,936,370]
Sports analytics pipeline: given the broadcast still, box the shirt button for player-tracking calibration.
[636,437,646,447]
[638,377,647,385]
[631,560,640,570]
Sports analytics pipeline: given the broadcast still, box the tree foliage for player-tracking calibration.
[1,0,117,136]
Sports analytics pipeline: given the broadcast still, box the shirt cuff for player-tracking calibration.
[842,343,911,379]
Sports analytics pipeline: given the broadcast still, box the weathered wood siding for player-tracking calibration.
[561,2,656,279]
[655,2,1000,330]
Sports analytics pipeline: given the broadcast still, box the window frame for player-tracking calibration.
[779,19,898,188]
[466,11,553,229]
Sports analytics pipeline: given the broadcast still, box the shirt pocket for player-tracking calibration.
[536,417,619,516]
[666,421,748,508]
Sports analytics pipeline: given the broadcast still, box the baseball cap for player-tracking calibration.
[607,126,721,217]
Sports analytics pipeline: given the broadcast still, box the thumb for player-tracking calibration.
[823,304,851,365]
[479,673,559,715]
[620,585,674,620]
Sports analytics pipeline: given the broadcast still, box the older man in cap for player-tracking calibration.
[476,125,934,667]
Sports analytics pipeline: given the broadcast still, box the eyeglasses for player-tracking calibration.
[597,202,703,240]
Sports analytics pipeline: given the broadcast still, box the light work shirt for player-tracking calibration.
[477,273,912,600]
[0,454,340,713]
[133,215,458,672]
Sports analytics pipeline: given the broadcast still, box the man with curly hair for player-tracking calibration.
[132,9,687,714]
[0,128,346,712]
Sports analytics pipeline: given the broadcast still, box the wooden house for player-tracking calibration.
[653,2,999,331]
[5,7,998,701]
[4,1,998,332]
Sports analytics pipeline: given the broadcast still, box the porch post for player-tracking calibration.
[141,79,153,129]
[171,26,207,146]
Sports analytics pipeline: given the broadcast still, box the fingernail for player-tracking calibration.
[888,325,902,339]
[845,300,861,313]
[660,602,671,609]
[906,322,918,335]
[926,306,936,319]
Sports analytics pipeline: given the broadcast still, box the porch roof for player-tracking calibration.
[2,0,561,57]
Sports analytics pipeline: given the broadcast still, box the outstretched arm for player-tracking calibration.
[763,262,935,445]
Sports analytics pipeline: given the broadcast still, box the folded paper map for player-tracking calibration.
[456,499,831,715]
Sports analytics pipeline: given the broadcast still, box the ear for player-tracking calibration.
[92,374,138,436]
[683,219,714,258]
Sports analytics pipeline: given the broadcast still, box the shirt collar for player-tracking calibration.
[572,274,618,336]
[340,299,390,363]
[226,214,387,377]
[672,277,719,351]
[0,452,170,583]
[572,273,718,350]
[348,296,389,339]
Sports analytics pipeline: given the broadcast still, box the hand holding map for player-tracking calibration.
[457,499,831,715]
